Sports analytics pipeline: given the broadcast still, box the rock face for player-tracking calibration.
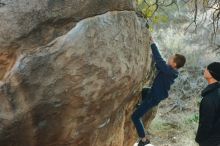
[0,0,134,51]
[0,0,134,80]
[0,1,156,146]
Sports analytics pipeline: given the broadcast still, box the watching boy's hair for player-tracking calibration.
[174,54,186,69]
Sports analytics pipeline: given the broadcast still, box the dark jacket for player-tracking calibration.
[196,82,220,146]
[150,43,178,100]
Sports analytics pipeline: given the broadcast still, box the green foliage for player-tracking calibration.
[185,113,199,124]
[203,0,209,7]
[136,0,170,25]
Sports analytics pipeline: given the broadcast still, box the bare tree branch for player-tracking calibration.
[137,0,220,38]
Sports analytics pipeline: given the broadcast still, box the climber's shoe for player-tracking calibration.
[138,139,150,146]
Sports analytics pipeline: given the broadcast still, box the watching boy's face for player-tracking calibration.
[168,55,177,69]
[204,68,212,79]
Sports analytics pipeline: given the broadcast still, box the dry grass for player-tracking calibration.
[147,96,199,146]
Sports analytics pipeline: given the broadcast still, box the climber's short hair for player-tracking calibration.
[174,54,186,69]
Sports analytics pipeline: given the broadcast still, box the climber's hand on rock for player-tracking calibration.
[149,36,154,45]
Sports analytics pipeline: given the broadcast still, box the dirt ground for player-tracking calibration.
[148,95,200,146]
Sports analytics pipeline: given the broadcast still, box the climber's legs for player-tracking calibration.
[131,95,160,138]
[135,87,152,109]
[141,87,151,101]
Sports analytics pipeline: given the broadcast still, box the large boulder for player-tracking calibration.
[0,11,155,146]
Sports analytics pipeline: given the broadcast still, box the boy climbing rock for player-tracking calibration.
[131,37,186,146]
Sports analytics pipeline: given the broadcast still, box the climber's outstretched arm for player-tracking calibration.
[150,43,173,75]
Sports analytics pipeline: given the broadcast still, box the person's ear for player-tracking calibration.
[174,62,177,68]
